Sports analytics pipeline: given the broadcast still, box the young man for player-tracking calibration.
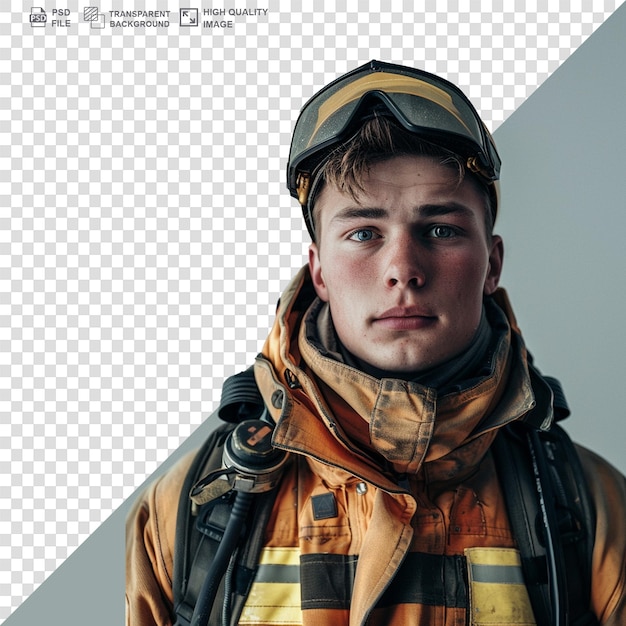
[126,61,626,626]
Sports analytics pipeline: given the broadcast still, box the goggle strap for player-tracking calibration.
[296,172,311,206]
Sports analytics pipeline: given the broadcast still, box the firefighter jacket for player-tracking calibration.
[126,266,626,626]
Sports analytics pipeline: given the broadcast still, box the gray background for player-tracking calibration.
[496,7,626,470]
[3,2,625,624]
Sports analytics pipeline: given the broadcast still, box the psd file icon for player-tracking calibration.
[30,7,47,27]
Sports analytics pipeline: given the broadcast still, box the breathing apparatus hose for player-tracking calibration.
[190,490,254,626]
[221,542,239,626]
[527,430,568,626]
[188,418,288,626]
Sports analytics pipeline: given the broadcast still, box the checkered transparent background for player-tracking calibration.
[1,0,622,620]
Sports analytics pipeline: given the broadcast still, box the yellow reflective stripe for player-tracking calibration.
[257,546,300,566]
[312,72,469,146]
[239,547,302,626]
[465,548,536,626]
[466,547,526,567]
[240,582,301,625]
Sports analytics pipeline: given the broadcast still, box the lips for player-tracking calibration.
[373,306,437,330]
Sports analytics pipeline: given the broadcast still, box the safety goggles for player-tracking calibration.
[287,60,501,211]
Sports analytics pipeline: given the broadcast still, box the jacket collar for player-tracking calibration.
[256,266,538,483]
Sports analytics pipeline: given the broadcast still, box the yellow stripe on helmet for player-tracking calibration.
[309,72,471,148]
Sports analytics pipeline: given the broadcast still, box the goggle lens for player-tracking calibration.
[288,61,500,199]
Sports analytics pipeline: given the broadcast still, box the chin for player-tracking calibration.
[356,354,435,380]
[381,352,437,372]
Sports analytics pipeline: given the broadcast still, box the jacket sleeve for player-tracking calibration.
[125,451,197,626]
[578,446,626,625]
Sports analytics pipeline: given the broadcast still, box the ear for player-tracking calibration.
[483,235,504,296]
[308,243,329,302]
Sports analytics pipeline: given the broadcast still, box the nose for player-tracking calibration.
[383,235,426,289]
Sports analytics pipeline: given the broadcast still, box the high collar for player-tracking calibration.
[308,297,494,390]
[256,266,537,484]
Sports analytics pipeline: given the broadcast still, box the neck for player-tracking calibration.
[327,306,493,391]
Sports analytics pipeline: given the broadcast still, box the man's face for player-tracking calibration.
[308,155,503,375]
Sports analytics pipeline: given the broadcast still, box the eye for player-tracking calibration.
[348,229,379,242]
[427,224,458,238]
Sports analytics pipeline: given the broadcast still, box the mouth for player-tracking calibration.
[373,307,437,331]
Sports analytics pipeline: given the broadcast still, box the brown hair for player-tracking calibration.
[311,115,494,241]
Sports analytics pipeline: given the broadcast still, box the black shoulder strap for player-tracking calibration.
[173,368,280,626]
[493,422,598,626]
[173,421,236,626]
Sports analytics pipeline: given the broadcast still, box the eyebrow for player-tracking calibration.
[330,207,389,223]
[330,202,475,223]
[419,203,476,219]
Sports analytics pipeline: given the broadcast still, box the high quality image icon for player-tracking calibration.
[180,8,199,26]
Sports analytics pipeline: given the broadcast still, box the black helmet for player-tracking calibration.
[287,60,501,238]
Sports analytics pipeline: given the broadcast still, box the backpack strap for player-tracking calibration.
[173,422,236,626]
[493,421,598,626]
[173,368,282,626]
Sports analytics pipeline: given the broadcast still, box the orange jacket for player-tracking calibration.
[126,267,626,625]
